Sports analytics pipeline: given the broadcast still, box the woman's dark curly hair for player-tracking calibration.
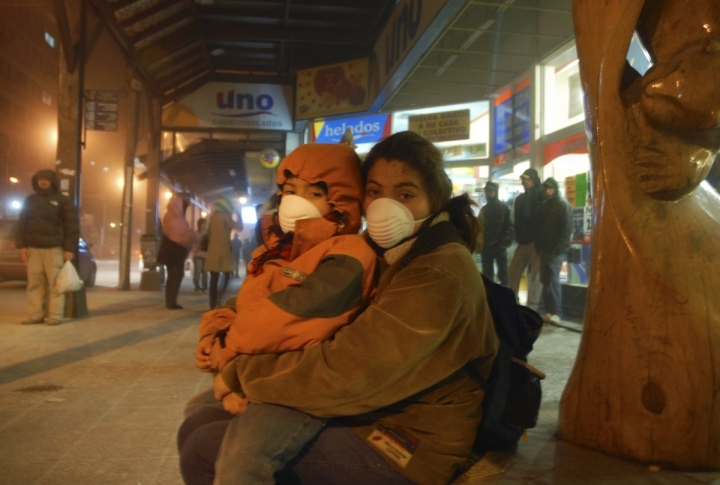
[361,131,479,250]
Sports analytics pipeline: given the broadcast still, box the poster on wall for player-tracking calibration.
[312,113,391,144]
[408,109,470,143]
[493,88,513,165]
[295,58,371,120]
[512,77,531,158]
[162,82,294,131]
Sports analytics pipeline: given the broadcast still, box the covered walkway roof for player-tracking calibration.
[85,0,575,198]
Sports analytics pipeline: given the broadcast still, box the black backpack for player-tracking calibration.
[398,221,545,452]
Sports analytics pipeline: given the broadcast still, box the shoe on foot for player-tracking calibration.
[542,314,560,323]
[45,319,62,326]
[194,289,203,294]
[21,318,44,325]
[167,304,184,310]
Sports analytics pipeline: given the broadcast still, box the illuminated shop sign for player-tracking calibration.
[493,77,532,166]
[162,82,293,131]
[408,109,470,143]
[312,113,391,144]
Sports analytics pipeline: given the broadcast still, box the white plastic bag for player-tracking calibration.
[55,260,83,293]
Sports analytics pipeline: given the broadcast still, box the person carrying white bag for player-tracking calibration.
[55,260,83,294]
[15,170,79,326]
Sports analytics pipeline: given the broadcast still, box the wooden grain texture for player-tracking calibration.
[559,0,720,468]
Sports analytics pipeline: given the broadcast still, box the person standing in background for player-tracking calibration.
[230,233,243,278]
[157,195,194,310]
[536,177,573,324]
[507,168,544,309]
[15,169,79,326]
[205,196,242,309]
[192,218,208,294]
[478,181,514,286]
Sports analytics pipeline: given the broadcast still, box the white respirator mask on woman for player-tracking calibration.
[278,194,322,233]
[364,198,430,249]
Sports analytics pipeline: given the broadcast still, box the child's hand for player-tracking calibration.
[213,372,232,401]
[209,338,231,370]
[222,393,250,415]
[195,335,214,371]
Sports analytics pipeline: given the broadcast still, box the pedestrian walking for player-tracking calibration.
[478,181,514,286]
[157,195,194,310]
[536,178,573,323]
[205,196,242,309]
[192,218,208,293]
[15,169,79,326]
[507,168,544,309]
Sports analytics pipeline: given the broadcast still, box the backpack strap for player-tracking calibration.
[397,221,466,272]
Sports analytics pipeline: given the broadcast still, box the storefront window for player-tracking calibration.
[542,45,582,136]
[175,132,209,154]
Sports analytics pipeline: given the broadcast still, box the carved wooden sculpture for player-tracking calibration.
[559,0,720,467]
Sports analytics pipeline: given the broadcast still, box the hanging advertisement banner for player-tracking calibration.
[543,132,588,165]
[162,82,293,131]
[369,0,451,107]
[408,108,470,143]
[312,113,391,144]
[512,77,531,157]
[493,88,513,165]
[295,58,371,120]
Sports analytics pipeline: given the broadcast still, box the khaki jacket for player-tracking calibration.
[222,234,499,484]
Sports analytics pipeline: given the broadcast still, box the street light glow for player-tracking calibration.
[110,222,116,228]
[164,191,172,199]
[238,196,248,205]
[117,177,124,188]
[201,211,208,217]
[10,200,21,209]
[9,177,18,183]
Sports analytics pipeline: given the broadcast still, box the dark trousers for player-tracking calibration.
[481,249,508,287]
[209,272,231,309]
[539,252,564,316]
[165,260,185,308]
[177,406,415,485]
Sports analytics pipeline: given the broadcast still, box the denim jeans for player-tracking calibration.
[178,402,415,485]
[481,249,508,286]
[215,403,327,485]
[193,257,207,291]
[539,251,565,316]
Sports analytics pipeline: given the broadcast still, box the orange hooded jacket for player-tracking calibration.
[199,143,376,360]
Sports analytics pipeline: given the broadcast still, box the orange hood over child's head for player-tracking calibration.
[276,143,363,234]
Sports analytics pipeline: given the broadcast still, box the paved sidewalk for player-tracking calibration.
[0,275,718,484]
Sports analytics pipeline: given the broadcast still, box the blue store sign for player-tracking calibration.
[313,113,391,144]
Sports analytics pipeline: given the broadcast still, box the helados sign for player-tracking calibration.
[313,113,392,144]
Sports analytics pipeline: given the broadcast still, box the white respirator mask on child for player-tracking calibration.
[278,194,322,233]
[364,198,429,249]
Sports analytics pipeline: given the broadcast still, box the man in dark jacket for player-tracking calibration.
[508,168,544,309]
[15,170,79,325]
[536,177,572,323]
[478,181,514,286]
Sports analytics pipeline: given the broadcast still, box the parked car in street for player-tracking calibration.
[0,219,97,287]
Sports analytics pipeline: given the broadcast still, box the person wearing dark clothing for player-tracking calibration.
[536,177,573,323]
[478,181,514,286]
[15,169,79,326]
[157,195,194,310]
[508,168,544,310]
[230,233,242,277]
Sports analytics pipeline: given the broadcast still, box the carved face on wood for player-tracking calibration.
[624,39,720,200]
[623,2,720,200]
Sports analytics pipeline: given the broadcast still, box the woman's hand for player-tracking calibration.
[195,335,214,371]
[213,372,232,400]
[222,393,250,415]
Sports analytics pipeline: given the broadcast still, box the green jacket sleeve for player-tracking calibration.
[222,247,495,417]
